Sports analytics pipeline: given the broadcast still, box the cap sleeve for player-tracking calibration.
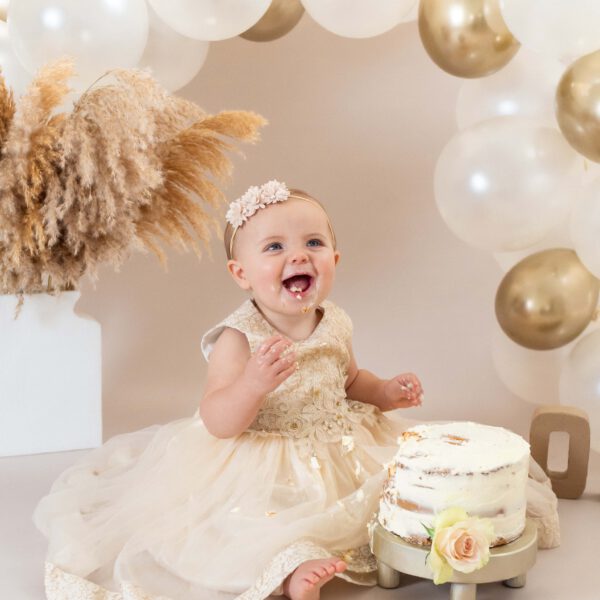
[200,324,228,362]
[200,299,266,361]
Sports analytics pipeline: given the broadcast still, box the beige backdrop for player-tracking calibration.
[77,17,536,441]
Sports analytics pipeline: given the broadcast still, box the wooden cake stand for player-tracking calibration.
[370,519,537,600]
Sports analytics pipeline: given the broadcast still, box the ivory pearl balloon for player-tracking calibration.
[434,117,578,252]
[8,0,149,90]
[148,0,270,41]
[570,178,600,279]
[560,329,600,453]
[456,49,562,130]
[500,0,600,62]
[301,0,415,39]
[139,6,209,92]
[0,21,30,95]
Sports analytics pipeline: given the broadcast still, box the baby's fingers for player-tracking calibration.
[397,373,423,395]
[257,335,285,354]
[256,336,291,363]
[273,351,296,375]
[408,393,423,407]
[274,360,297,383]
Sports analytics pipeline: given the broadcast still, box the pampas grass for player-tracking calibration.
[0,59,265,295]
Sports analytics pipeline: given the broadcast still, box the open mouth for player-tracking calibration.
[282,274,313,298]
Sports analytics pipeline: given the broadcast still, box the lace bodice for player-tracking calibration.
[201,299,379,443]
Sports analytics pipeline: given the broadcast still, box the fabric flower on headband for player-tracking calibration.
[226,180,289,228]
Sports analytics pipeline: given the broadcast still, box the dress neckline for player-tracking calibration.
[249,299,328,343]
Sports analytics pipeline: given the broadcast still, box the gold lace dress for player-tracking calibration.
[32,299,560,600]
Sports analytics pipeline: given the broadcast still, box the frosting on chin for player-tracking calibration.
[379,421,530,547]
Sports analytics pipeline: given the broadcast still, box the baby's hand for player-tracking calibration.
[382,372,423,410]
[243,335,297,398]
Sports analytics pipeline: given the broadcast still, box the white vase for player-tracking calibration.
[0,291,102,456]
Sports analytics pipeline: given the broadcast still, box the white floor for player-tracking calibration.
[2,443,599,600]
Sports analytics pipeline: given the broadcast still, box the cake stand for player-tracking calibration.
[370,519,537,600]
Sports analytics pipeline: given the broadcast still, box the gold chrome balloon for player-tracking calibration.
[419,0,519,78]
[495,249,600,350]
[556,51,600,163]
[240,0,304,42]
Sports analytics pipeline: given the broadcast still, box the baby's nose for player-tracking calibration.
[290,251,308,263]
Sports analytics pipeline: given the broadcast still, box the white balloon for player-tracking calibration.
[8,0,149,90]
[400,0,419,23]
[493,224,573,272]
[560,329,600,453]
[0,21,30,95]
[500,0,600,62]
[456,49,563,130]
[434,117,579,252]
[571,178,600,279]
[576,156,600,187]
[148,0,270,41]
[301,0,415,38]
[139,7,209,92]
[492,321,572,405]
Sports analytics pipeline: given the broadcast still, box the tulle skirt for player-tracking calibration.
[34,410,411,600]
[33,411,560,600]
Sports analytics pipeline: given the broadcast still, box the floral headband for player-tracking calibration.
[225,180,336,258]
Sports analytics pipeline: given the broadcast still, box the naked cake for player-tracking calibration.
[379,421,530,547]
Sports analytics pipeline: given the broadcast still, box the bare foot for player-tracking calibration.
[283,557,347,600]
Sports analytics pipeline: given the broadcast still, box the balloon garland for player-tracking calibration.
[0,0,599,444]
[0,1,424,93]
[419,0,600,449]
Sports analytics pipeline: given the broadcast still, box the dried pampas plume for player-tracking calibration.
[0,59,266,295]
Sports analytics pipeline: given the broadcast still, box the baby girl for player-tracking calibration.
[198,180,423,599]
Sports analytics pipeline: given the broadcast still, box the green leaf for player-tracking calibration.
[421,521,435,538]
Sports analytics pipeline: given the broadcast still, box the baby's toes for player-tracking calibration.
[306,572,320,585]
[333,559,347,573]
[315,566,329,578]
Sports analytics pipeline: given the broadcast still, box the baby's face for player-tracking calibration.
[227,198,339,316]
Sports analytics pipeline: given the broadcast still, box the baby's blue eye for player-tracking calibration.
[307,239,323,247]
[265,242,283,251]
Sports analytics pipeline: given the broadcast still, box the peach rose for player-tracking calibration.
[435,518,492,571]
[426,507,494,584]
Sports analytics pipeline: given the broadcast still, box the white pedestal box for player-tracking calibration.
[0,291,102,456]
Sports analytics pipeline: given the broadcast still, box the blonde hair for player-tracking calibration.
[224,188,336,260]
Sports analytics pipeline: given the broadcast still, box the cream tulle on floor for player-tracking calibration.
[33,300,560,600]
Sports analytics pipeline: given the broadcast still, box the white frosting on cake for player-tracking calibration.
[379,421,530,547]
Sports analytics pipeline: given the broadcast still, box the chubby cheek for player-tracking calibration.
[254,263,282,293]
[317,257,336,287]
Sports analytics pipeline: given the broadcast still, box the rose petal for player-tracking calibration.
[434,507,468,530]
[427,544,454,585]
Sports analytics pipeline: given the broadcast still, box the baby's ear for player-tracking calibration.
[227,259,251,291]
[334,250,341,266]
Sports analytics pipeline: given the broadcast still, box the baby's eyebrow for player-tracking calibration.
[258,235,283,244]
